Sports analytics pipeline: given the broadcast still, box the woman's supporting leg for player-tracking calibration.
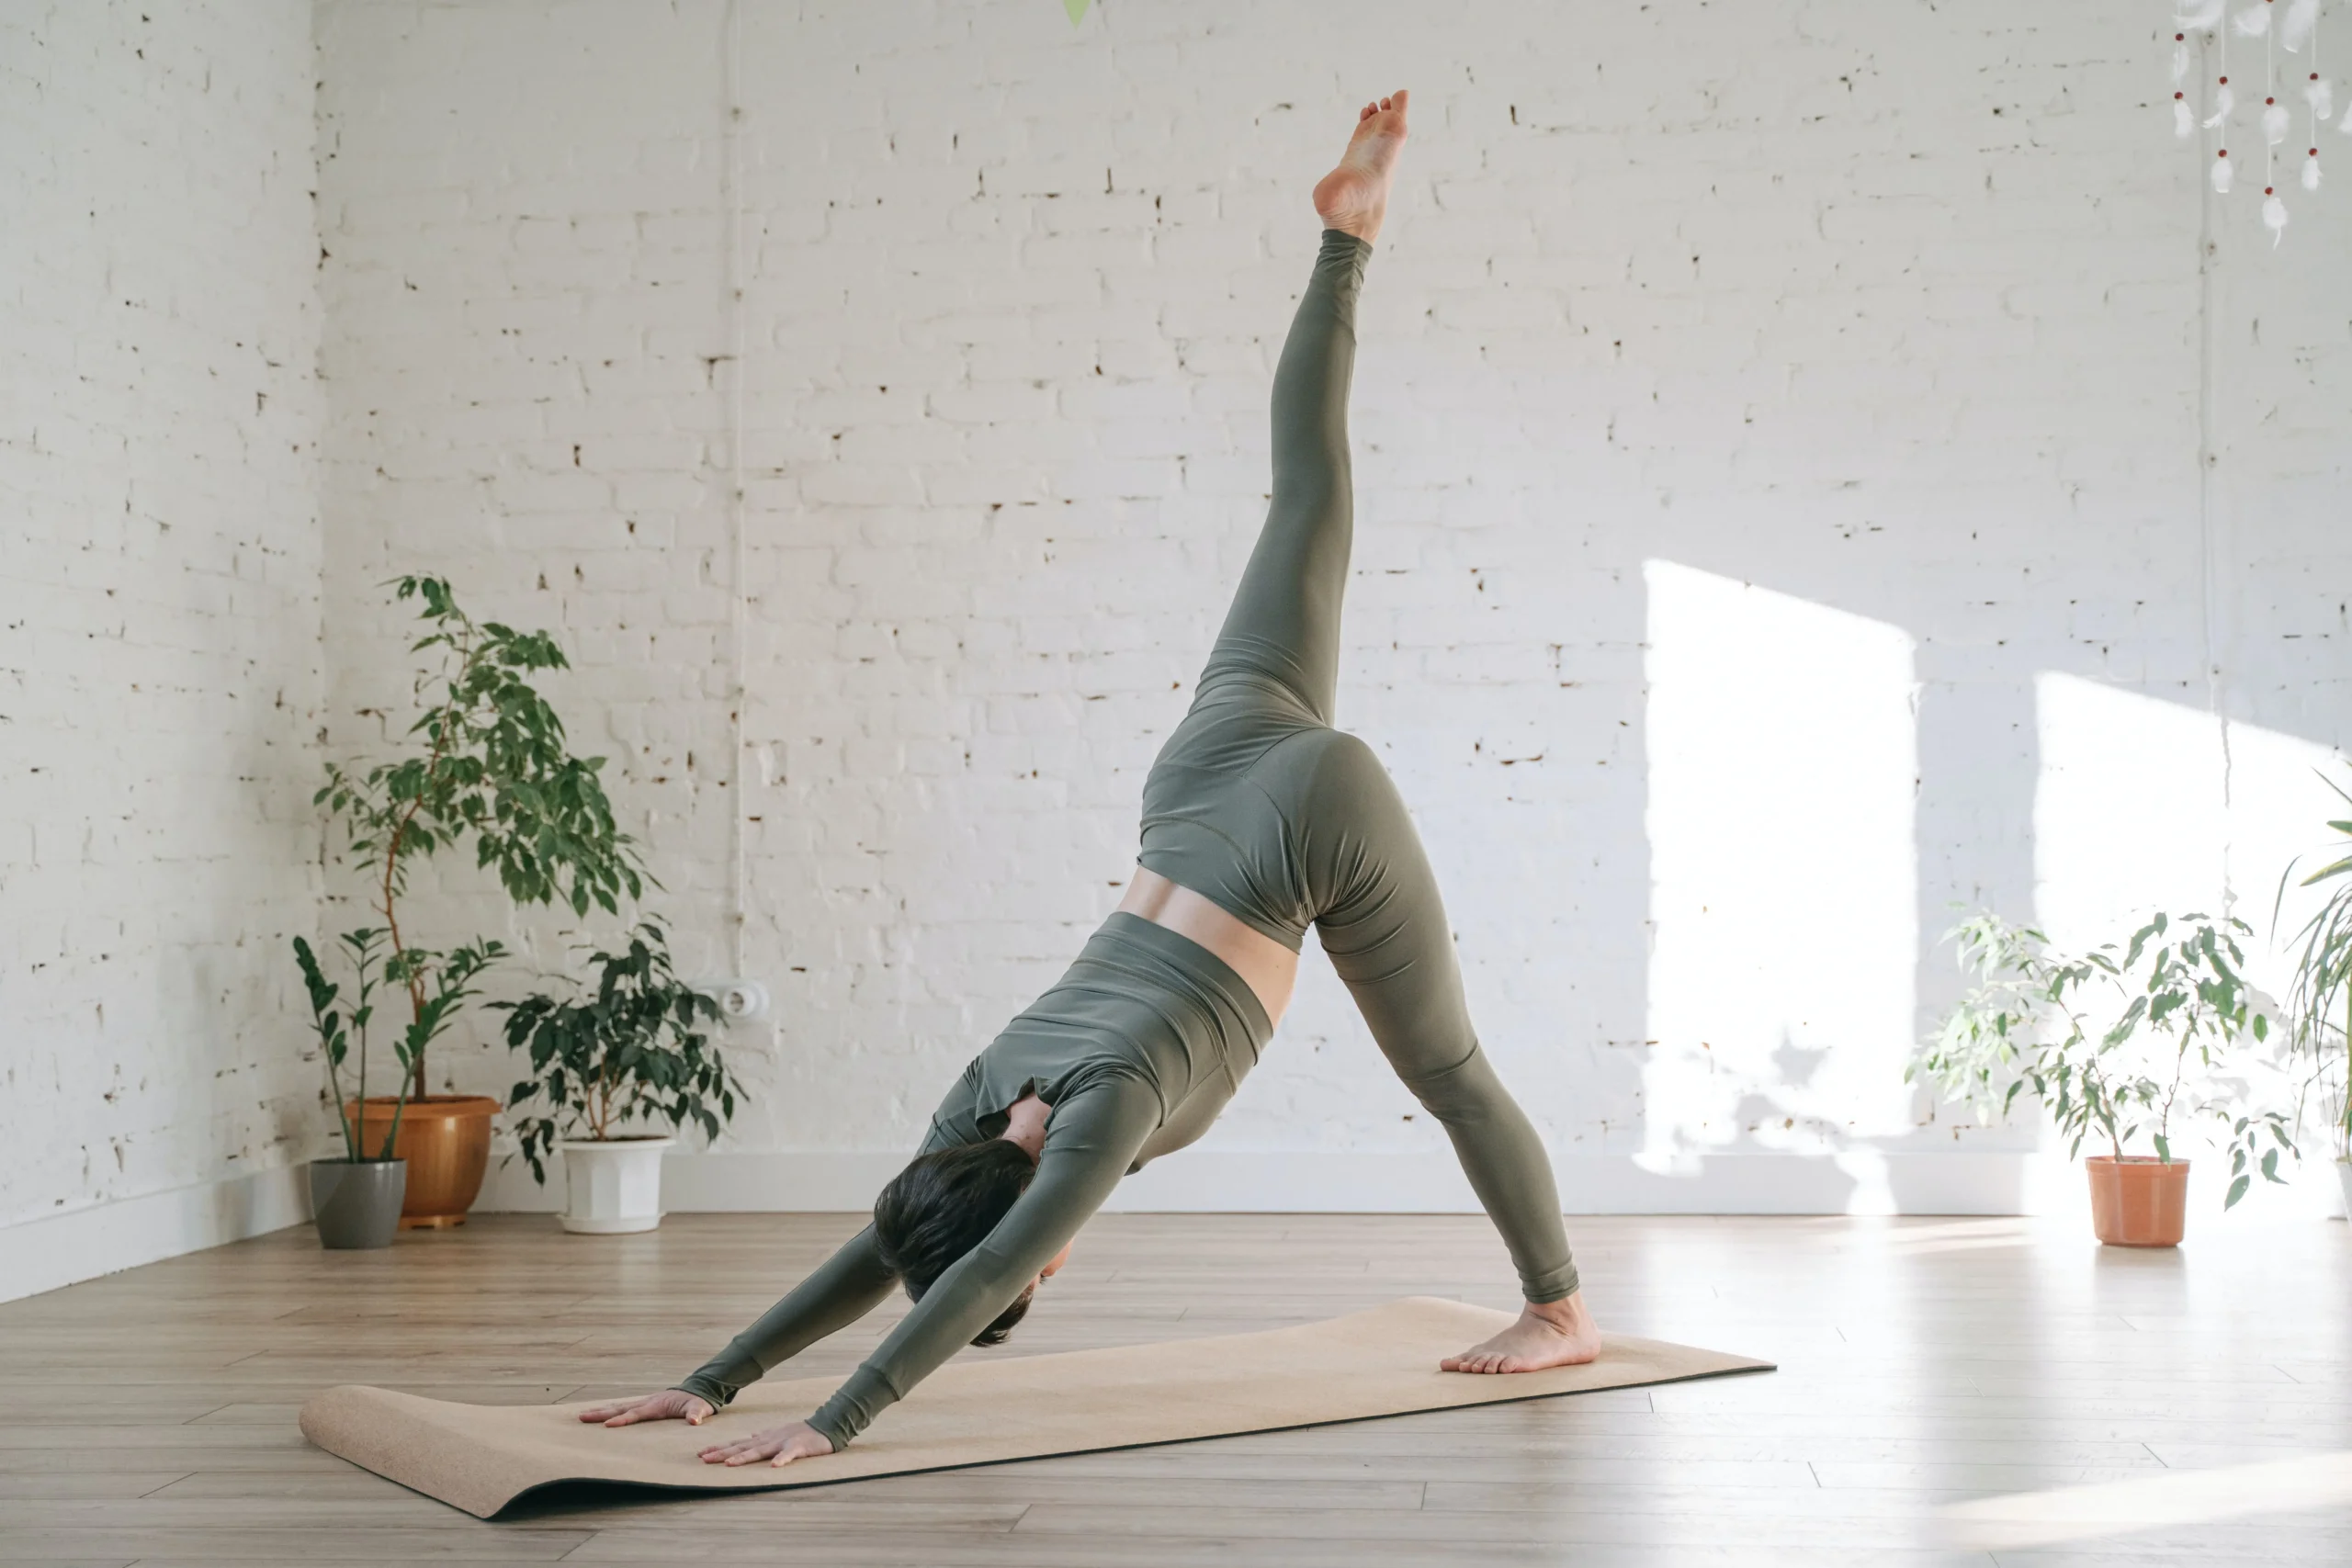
[1306,734,1580,1298]
[1194,227,1372,727]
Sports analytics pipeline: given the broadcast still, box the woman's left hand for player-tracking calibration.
[696,1418,837,1468]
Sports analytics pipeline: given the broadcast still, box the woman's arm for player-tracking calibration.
[670,1221,900,1409]
[803,1075,1160,1450]
[600,1073,990,1426]
[575,1221,899,1429]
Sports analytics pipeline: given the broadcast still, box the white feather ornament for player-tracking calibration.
[2175,39,2193,85]
[2214,150,2235,191]
[2234,3,2272,38]
[2342,100,2352,132]
[2262,189,2289,243]
[2264,99,2292,142]
[2280,0,2320,51]
[2309,75,2336,122]
[2177,0,2226,28]
[2207,83,2237,127]
[2177,96,2199,137]
[2304,151,2324,189]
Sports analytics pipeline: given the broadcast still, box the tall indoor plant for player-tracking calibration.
[1913,910,2303,1245]
[301,575,646,1226]
[2277,774,2352,1216]
[497,920,744,1233]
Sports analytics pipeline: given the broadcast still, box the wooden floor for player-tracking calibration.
[2,1212,2346,1565]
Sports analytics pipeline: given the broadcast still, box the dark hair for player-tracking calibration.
[872,1140,1039,1347]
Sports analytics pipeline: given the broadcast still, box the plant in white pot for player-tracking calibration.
[1913,910,2307,1245]
[2277,774,2352,1218]
[497,920,746,1234]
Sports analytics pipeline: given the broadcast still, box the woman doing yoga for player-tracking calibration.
[578,90,1601,1468]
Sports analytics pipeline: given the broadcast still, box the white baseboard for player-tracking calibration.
[0,1163,312,1305]
[480,1147,2352,1220]
[8,1149,2335,1305]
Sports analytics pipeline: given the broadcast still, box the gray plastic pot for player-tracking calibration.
[310,1158,408,1249]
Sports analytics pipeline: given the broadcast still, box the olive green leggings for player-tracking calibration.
[1137,230,1579,1303]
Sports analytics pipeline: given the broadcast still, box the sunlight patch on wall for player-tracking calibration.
[2032,673,2228,950]
[1641,561,1920,1184]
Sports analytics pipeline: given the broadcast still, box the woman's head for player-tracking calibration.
[872,1140,1040,1346]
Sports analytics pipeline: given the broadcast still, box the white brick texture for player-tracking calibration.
[2,3,326,1232]
[310,0,2349,1207]
[9,1,2347,1255]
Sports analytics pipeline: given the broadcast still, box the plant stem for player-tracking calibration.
[380,621,478,1100]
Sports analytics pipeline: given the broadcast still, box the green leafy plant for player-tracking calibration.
[294,931,503,1161]
[2277,773,2352,1164]
[311,576,646,1099]
[1913,910,2302,1209]
[495,920,745,1184]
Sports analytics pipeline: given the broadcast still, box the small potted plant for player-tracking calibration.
[497,920,745,1233]
[2277,774,2352,1218]
[1914,910,2305,1246]
[311,576,645,1227]
[294,930,498,1247]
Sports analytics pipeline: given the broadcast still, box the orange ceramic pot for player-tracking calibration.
[349,1096,500,1229]
[2086,1155,2188,1247]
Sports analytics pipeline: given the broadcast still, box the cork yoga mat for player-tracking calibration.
[300,1296,1772,1517]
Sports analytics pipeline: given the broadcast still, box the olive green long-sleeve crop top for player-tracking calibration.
[674,913,1271,1450]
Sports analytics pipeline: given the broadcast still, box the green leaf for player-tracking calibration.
[2225,1172,2251,1209]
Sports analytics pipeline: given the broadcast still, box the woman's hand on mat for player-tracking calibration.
[576,1390,716,1428]
[696,1418,836,1468]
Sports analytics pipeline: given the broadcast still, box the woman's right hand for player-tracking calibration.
[575,1389,717,1428]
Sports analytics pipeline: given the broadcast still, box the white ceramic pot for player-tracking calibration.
[2337,1158,2351,1223]
[558,1136,674,1234]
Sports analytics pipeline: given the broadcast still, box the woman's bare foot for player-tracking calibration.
[1441,1291,1604,1374]
[1312,89,1409,243]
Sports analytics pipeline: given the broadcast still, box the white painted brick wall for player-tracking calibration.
[1,3,325,1228]
[303,0,2347,1207]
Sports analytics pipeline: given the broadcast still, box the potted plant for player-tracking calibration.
[497,920,745,1234]
[293,930,497,1247]
[2277,774,2352,1218]
[308,576,645,1226]
[1914,910,2304,1246]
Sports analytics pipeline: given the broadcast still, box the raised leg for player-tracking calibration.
[1196,91,1409,727]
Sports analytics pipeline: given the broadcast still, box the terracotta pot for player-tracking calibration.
[348,1096,500,1229]
[2086,1155,2189,1247]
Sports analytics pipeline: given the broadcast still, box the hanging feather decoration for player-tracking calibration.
[2168,0,2335,244]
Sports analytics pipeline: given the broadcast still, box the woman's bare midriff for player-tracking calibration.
[1116,866,1298,1027]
